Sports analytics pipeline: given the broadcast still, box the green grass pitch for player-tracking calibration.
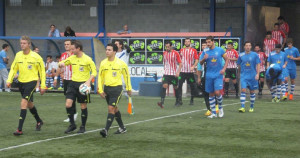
[0,92,299,158]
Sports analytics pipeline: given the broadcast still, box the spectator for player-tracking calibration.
[48,24,61,37]
[117,24,132,35]
[277,16,289,37]
[264,31,278,57]
[64,26,76,37]
[272,23,286,49]
[45,55,55,89]
[52,55,63,90]
[0,44,10,92]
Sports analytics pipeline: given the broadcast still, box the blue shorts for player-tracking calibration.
[288,68,297,79]
[205,76,223,93]
[241,78,258,90]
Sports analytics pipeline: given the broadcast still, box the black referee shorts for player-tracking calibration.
[162,75,178,87]
[18,81,37,102]
[63,80,72,96]
[104,85,123,107]
[225,68,237,80]
[66,81,90,103]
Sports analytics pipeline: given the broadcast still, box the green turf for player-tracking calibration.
[0,92,299,158]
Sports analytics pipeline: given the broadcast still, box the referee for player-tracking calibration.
[58,40,97,134]
[7,36,46,136]
[98,43,132,138]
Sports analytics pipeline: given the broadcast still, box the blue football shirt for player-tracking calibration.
[237,51,260,80]
[267,51,287,67]
[284,46,300,69]
[0,50,7,69]
[200,47,225,78]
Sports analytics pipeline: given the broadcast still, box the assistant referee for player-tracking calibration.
[7,36,46,136]
[58,40,97,134]
[98,43,132,138]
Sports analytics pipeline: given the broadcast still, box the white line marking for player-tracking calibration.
[0,101,244,152]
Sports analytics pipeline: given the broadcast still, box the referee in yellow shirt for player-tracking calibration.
[98,43,132,138]
[58,41,97,134]
[7,36,46,136]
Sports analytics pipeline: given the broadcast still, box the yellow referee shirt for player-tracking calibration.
[7,50,46,89]
[98,57,132,93]
[59,53,97,82]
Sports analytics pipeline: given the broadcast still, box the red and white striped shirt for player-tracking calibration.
[280,22,289,35]
[264,38,278,57]
[179,47,198,73]
[163,50,182,75]
[257,52,267,72]
[272,30,286,45]
[60,52,73,80]
[226,49,238,68]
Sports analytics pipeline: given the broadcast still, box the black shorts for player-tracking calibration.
[259,71,265,79]
[162,75,178,86]
[18,81,37,102]
[179,72,196,84]
[63,80,72,96]
[104,85,123,106]
[66,81,90,103]
[225,68,237,79]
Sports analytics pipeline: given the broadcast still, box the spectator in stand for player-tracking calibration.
[278,16,290,37]
[48,24,61,37]
[117,24,132,35]
[0,44,10,92]
[272,23,286,49]
[264,31,278,57]
[64,26,76,37]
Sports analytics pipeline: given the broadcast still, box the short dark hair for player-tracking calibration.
[47,55,52,59]
[269,68,276,77]
[165,41,172,46]
[107,43,118,52]
[275,44,282,49]
[287,38,293,44]
[33,46,38,50]
[227,42,233,46]
[274,23,280,26]
[202,41,207,45]
[277,16,285,21]
[206,36,214,41]
[184,38,191,42]
[64,39,72,43]
[50,24,56,28]
[244,41,252,46]
[71,40,83,51]
[114,39,124,48]
[2,44,9,49]
[255,44,261,48]
[266,31,272,35]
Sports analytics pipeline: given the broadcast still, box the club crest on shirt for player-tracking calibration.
[246,62,250,66]
[28,65,32,70]
[112,72,117,77]
[277,60,281,64]
[79,66,84,71]
[211,57,217,62]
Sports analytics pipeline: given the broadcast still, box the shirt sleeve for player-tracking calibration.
[38,56,46,89]
[237,56,241,65]
[267,56,271,62]
[280,31,286,38]
[97,62,104,93]
[200,51,205,60]
[7,55,18,83]
[197,62,202,71]
[121,62,132,91]
[256,54,261,64]
[175,51,182,63]
[88,58,97,77]
[59,57,72,66]
[295,48,300,57]
[234,50,239,58]
[54,29,61,37]
[193,49,199,60]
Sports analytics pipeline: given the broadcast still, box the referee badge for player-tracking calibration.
[112,72,117,77]
[28,65,32,70]
[79,66,84,71]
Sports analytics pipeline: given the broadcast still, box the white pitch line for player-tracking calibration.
[0,101,245,152]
